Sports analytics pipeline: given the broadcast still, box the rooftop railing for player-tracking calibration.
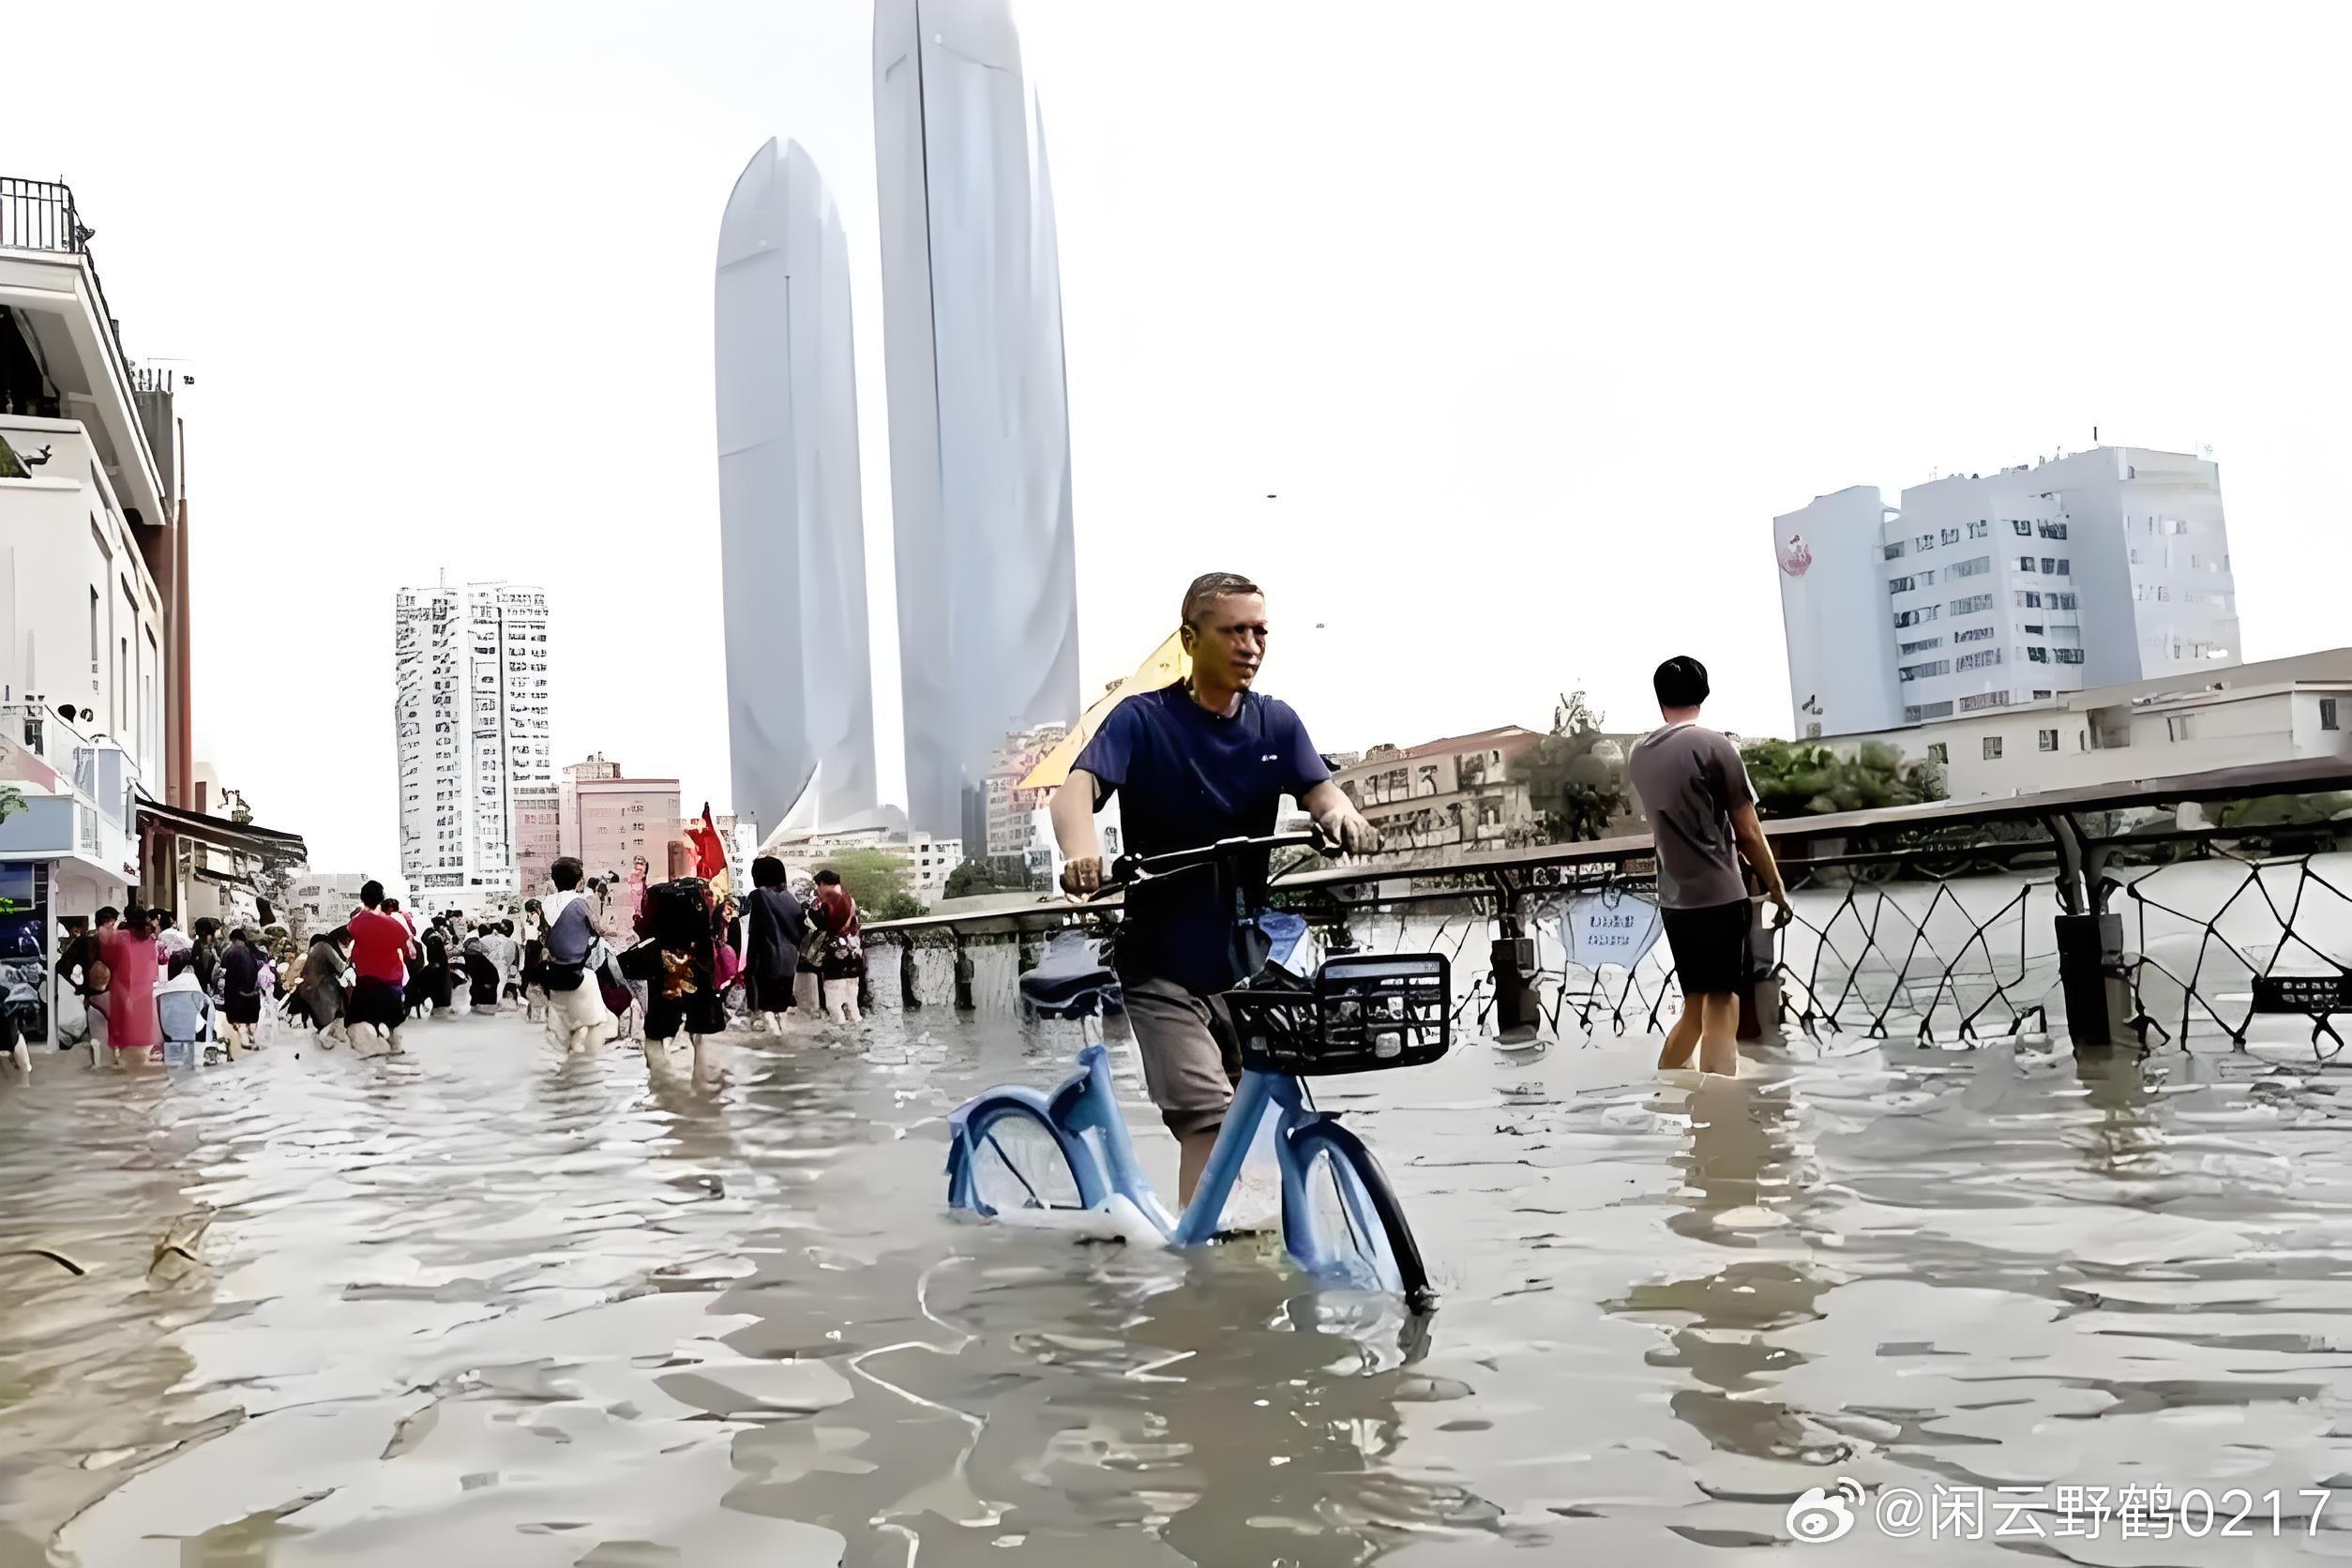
[0,176,138,418]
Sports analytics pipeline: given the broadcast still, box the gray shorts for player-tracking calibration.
[1123,974,1243,1138]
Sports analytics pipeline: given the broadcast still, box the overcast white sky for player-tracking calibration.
[7,1,2348,870]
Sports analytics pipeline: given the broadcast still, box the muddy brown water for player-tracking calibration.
[3,991,2350,1564]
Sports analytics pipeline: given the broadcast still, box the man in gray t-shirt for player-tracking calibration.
[1624,656,1791,1077]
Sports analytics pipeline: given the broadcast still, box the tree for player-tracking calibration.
[2213,792,2352,829]
[871,890,927,922]
[1509,690,1630,843]
[1740,738,1945,819]
[820,848,915,917]
[943,858,1004,900]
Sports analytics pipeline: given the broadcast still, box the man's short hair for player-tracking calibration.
[813,868,842,886]
[1180,571,1264,626]
[229,927,249,943]
[550,856,584,891]
[360,880,384,908]
[752,855,787,889]
[193,917,219,939]
[95,906,119,926]
[1654,656,1711,709]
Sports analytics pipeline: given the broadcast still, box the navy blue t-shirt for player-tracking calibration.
[1072,682,1331,996]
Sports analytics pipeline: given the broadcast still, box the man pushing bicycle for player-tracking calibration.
[1053,571,1380,1203]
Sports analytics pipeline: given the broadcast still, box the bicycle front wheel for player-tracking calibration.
[950,1098,1089,1218]
[1282,1119,1436,1312]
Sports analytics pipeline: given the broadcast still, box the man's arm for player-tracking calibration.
[1300,779,1379,854]
[1053,769,1107,896]
[1729,802,1793,925]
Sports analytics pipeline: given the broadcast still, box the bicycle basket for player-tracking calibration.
[1229,953,1450,1075]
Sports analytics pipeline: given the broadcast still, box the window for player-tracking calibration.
[1915,534,1935,551]
[2130,548,2142,565]
[2026,645,2050,663]
[2039,729,2058,752]
[2041,557,2058,574]
[2322,698,2339,731]
[1888,575,1916,595]
[1951,555,1992,579]
[1899,637,1943,656]
[2018,556,2037,573]
[1949,594,1994,616]
[89,589,100,671]
[1883,541,1907,561]
[2166,715,2195,743]
[1983,736,2004,760]
[2038,521,2068,540]
[1955,649,2004,671]
[2052,593,2076,610]
[2023,624,2044,635]
[1940,527,1960,546]
[1899,659,1950,683]
[1925,742,1948,763]
[2055,558,2070,574]
[2016,590,2043,609]
[1918,568,1937,586]
[1953,625,1996,642]
[2013,520,2032,535]
[1968,520,1990,539]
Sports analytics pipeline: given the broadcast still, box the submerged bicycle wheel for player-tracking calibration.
[1283,1120,1437,1312]
[953,1099,1088,1217]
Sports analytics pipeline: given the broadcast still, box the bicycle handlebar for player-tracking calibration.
[1086,831,1331,901]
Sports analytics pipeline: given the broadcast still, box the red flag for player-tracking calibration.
[687,803,731,896]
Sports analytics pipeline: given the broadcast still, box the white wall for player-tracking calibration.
[0,416,166,786]
[1774,486,1903,737]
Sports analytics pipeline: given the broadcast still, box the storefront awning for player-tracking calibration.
[134,794,307,862]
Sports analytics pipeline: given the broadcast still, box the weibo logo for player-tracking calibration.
[1779,533,1813,578]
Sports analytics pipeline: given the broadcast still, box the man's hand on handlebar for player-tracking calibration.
[1314,804,1380,857]
[1061,856,1106,898]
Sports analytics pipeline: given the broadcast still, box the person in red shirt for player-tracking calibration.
[344,880,411,1053]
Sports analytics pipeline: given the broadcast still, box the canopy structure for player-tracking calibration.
[1017,630,1188,793]
[134,794,307,862]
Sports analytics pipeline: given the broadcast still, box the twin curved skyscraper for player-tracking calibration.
[716,0,1081,842]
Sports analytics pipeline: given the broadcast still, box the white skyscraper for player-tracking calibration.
[394,580,552,899]
[715,137,878,837]
[1776,446,2241,736]
[874,0,1081,838]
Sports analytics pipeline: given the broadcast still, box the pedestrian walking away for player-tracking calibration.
[1623,655,1793,1078]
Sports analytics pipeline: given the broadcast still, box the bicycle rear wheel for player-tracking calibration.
[951,1098,1089,1217]
[1282,1120,1436,1312]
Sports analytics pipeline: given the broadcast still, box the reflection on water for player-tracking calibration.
[2,982,2350,1564]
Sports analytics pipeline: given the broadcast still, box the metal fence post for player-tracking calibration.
[2046,811,2131,1048]
[898,941,920,1011]
[1487,873,1541,1045]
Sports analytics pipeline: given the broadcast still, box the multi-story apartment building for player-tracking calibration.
[556,755,677,881]
[766,822,962,908]
[394,580,550,898]
[1775,446,2241,739]
[981,723,1065,881]
[1332,726,1549,858]
[513,782,562,897]
[0,178,190,941]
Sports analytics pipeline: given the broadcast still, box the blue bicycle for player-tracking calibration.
[943,833,1449,1312]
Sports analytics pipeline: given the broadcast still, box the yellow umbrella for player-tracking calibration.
[1018,629,1190,792]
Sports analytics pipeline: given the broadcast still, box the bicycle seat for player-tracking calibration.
[1019,930,1123,1018]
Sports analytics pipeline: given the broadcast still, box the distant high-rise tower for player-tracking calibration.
[393,580,551,896]
[716,137,878,836]
[874,0,1081,836]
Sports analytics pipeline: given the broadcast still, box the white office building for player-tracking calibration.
[1776,446,2240,738]
[394,580,550,900]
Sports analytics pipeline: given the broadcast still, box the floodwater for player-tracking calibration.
[4,978,2351,1564]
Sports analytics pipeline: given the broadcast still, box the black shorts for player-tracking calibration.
[1661,898,1752,996]
[348,975,407,1031]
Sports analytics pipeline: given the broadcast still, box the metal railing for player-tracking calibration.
[0,176,136,412]
[864,756,2352,1063]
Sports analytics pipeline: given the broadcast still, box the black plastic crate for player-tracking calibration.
[1229,954,1450,1075]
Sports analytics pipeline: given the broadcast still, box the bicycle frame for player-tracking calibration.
[1030,1024,1323,1251]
